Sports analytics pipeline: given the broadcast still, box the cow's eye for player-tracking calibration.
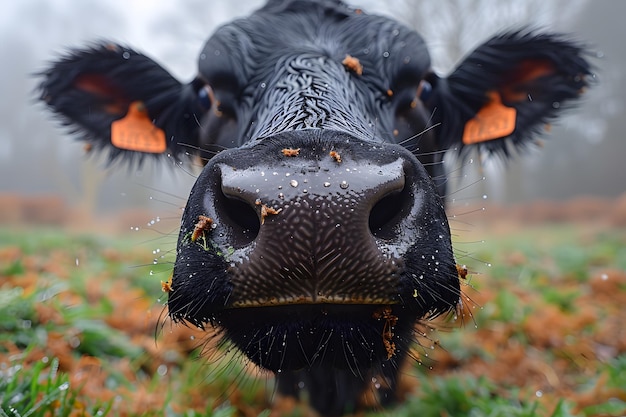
[417,80,432,102]
[198,85,212,110]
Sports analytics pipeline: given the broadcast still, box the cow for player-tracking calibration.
[38,0,592,415]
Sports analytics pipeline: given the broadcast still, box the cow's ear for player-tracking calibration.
[431,31,593,157]
[39,42,210,165]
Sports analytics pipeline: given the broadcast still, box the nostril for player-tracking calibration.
[215,189,260,246]
[369,182,411,240]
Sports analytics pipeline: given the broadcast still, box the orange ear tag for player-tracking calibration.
[462,92,517,145]
[111,101,166,153]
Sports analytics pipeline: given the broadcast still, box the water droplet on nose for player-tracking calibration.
[382,51,390,58]
[323,182,331,187]
[122,51,130,59]
[340,181,349,189]
[157,364,168,376]
[290,180,298,187]
[278,193,285,199]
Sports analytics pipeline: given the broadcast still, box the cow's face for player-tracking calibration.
[39,1,592,415]
[170,4,458,379]
[173,129,457,372]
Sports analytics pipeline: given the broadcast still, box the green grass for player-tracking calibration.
[0,355,113,417]
[1,224,625,416]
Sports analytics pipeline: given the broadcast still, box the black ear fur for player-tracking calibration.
[431,30,594,157]
[38,42,206,165]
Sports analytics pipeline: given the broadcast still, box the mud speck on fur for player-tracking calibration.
[191,215,214,242]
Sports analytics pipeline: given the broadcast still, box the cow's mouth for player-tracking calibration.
[218,303,409,372]
[229,295,398,308]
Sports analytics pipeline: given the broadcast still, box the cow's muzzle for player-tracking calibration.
[169,130,458,371]
[198,131,436,306]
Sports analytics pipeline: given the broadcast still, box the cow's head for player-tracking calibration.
[39,0,592,415]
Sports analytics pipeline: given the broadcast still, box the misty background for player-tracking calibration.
[1,0,624,222]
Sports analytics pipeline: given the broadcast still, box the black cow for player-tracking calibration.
[39,0,592,415]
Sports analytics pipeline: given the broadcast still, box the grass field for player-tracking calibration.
[1,217,625,417]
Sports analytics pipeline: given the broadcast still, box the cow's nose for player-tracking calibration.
[199,140,428,307]
[213,150,413,247]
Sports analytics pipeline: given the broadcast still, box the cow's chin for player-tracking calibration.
[217,303,414,373]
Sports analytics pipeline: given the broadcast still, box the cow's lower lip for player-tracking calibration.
[218,303,406,372]
[229,296,397,308]
[224,303,394,315]
[219,304,400,336]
